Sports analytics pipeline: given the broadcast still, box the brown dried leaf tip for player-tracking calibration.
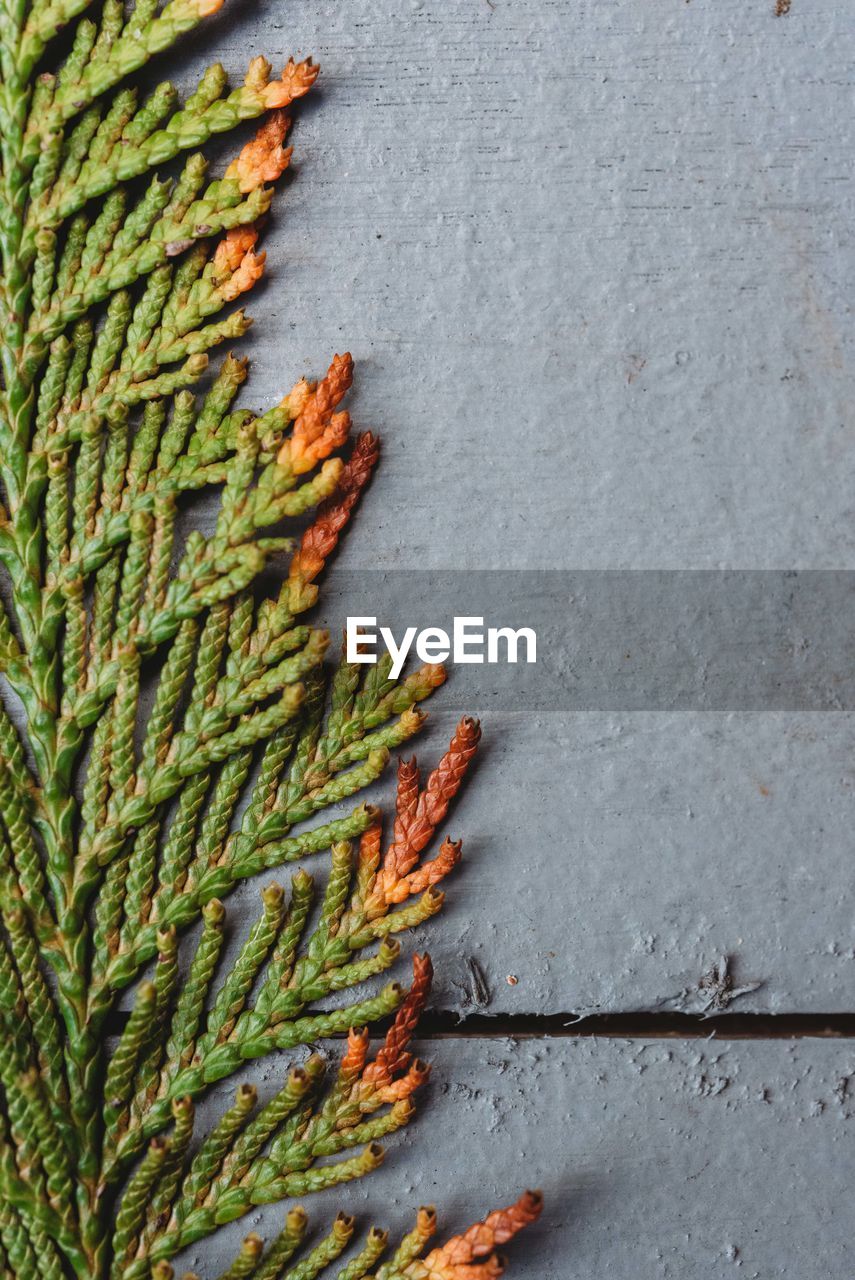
[211,227,266,301]
[281,351,355,474]
[266,55,322,106]
[242,53,321,108]
[365,716,482,914]
[341,952,434,1107]
[221,60,319,196]
[302,430,381,564]
[226,109,294,193]
[287,420,381,611]
[406,1191,544,1279]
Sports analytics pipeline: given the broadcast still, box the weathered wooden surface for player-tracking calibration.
[362,707,855,1016]
[211,704,855,1018]
[146,0,855,1013]
[183,1037,855,1278]
[135,1,855,1273]
[174,0,854,572]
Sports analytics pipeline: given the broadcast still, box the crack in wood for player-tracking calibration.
[411,1010,855,1040]
[105,1009,855,1039]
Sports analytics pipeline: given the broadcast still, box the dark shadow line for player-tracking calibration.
[104,1009,855,1039]
[413,1009,855,1040]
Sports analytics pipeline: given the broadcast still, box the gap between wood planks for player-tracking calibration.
[411,1010,855,1040]
[104,1010,855,1039]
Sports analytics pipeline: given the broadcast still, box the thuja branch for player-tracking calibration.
[151,1190,543,1280]
[0,2,540,1277]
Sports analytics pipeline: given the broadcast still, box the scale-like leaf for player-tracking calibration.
[0,3,541,1277]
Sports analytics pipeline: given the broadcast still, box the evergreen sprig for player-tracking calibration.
[0,2,541,1277]
[151,1190,544,1280]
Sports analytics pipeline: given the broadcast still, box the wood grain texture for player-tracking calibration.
[184,1036,855,1278]
[160,0,854,569]
[190,703,855,1020]
[111,7,855,1271]
[112,0,855,1019]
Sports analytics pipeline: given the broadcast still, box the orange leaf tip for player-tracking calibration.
[225,111,293,194]
[263,57,320,107]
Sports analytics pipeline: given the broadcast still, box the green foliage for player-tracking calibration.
[0,3,545,1277]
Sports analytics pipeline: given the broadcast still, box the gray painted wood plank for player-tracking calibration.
[58,5,855,1273]
[378,706,855,1016]
[119,0,855,1013]
[198,704,854,1017]
[160,0,854,569]
[183,1036,855,1278]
